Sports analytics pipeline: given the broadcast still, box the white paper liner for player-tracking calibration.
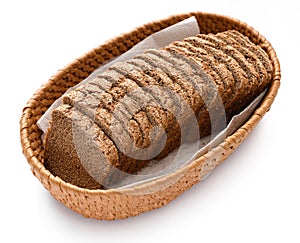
[36,17,267,189]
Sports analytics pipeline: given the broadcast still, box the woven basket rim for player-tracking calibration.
[20,11,280,219]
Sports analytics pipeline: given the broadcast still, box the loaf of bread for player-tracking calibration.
[44,30,273,189]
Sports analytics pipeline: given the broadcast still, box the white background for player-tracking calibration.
[1,0,299,242]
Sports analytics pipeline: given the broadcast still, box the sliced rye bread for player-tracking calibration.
[44,30,273,189]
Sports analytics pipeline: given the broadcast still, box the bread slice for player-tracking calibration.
[44,104,117,189]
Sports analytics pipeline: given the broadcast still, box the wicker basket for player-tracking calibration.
[20,12,280,220]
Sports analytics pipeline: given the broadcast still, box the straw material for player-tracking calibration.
[20,12,280,220]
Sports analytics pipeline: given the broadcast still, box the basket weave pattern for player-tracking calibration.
[20,12,280,220]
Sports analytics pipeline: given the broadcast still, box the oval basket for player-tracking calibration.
[20,12,280,220]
